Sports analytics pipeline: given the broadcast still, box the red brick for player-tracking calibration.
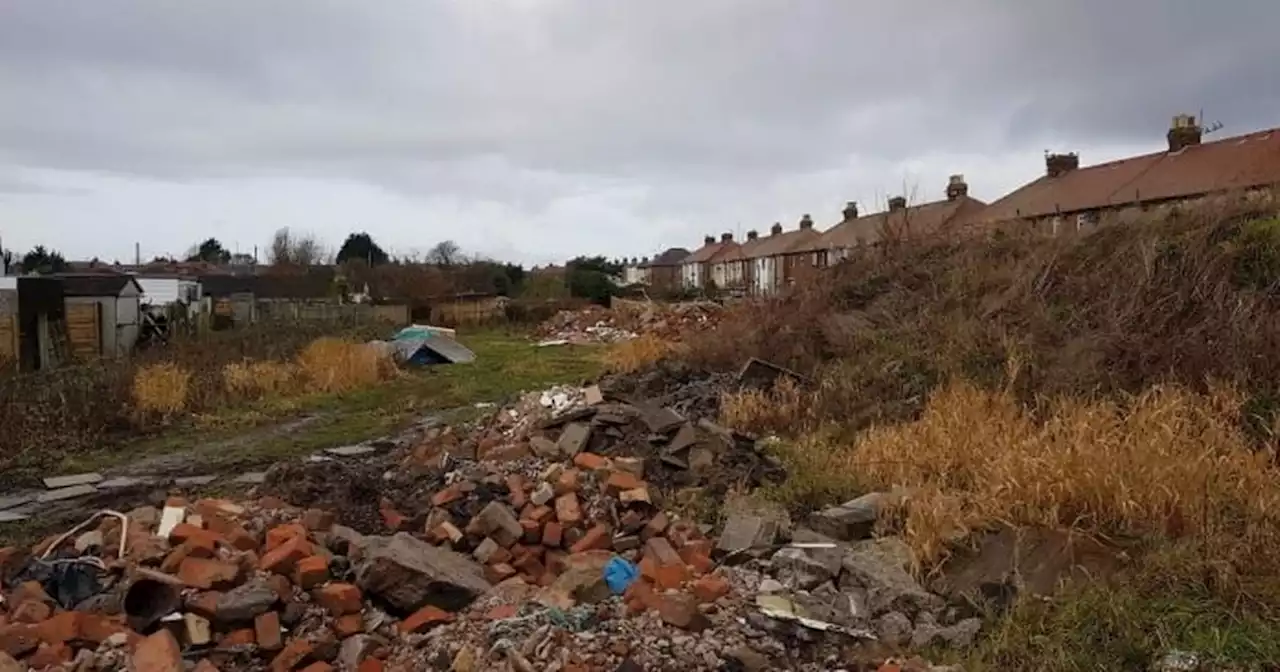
[299,663,333,672]
[572,452,609,471]
[226,527,260,552]
[691,575,731,603]
[569,524,610,553]
[259,535,312,575]
[604,471,643,494]
[512,555,546,582]
[542,522,564,548]
[486,545,513,566]
[268,574,294,601]
[333,613,363,638]
[484,604,517,621]
[429,521,463,545]
[35,612,80,645]
[0,624,40,657]
[525,505,554,523]
[12,581,51,605]
[220,629,256,646]
[545,551,568,577]
[379,499,407,531]
[294,555,329,589]
[178,557,243,590]
[195,661,220,672]
[680,543,715,576]
[666,520,702,548]
[169,522,224,549]
[652,562,689,591]
[357,660,385,672]
[484,563,517,583]
[265,523,308,552]
[554,469,580,495]
[430,484,463,507]
[255,611,283,651]
[79,613,133,645]
[313,583,362,616]
[10,600,51,624]
[302,508,335,532]
[506,475,528,509]
[28,642,71,668]
[554,493,582,526]
[185,592,222,619]
[133,630,182,672]
[520,519,541,544]
[272,638,316,671]
[399,605,454,633]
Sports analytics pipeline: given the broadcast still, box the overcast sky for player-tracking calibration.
[1,1,1277,266]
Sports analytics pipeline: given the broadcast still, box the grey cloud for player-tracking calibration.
[0,0,1277,262]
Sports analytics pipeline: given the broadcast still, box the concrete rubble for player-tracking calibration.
[535,301,723,345]
[0,374,976,671]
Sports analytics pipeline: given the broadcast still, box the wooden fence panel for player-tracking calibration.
[66,303,102,359]
[0,315,16,365]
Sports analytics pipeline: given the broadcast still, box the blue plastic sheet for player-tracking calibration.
[604,556,639,595]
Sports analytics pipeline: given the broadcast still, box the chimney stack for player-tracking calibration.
[747,230,758,241]
[842,201,859,221]
[703,235,715,246]
[888,196,907,212]
[770,222,783,236]
[1045,152,1079,177]
[945,174,969,201]
[799,214,814,230]
[720,232,733,243]
[1167,113,1203,152]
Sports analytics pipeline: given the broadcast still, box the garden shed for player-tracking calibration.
[57,273,143,359]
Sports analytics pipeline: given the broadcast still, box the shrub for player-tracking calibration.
[601,334,685,374]
[133,362,192,417]
[223,360,296,398]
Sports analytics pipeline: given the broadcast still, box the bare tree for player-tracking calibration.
[268,227,325,266]
[426,240,462,267]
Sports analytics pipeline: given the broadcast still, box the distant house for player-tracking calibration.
[680,235,733,290]
[704,234,742,292]
[746,216,823,295]
[807,176,987,264]
[975,115,1280,234]
[56,273,143,359]
[134,275,202,308]
[640,248,690,293]
[710,229,768,295]
[621,258,646,286]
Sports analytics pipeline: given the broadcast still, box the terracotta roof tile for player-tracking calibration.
[683,241,728,264]
[808,196,987,250]
[747,227,823,259]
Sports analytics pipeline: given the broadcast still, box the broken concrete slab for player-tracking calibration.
[37,484,98,503]
[737,357,811,390]
[0,511,31,523]
[42,472,103,490]
[807,492,891,541]
[641,406,685,434]
[583,385,604,406]
[174,475,218,487]
[96,477,151,490]
[0,494,34,511]
[666,423,698,454]
[356,532,491,612]
[325,445,379,458]
[839,537,943,617]
[233,472,268,485]
[157,505,186,539]
[415,334,476,365]
[556,423,591,458]
[716,514,780,556]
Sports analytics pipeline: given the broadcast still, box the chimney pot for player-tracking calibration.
[888,196,907,211]
[747,230,758,240]
[770,222,783,236]
[1045,152,1080,177]
[721,232,733,242]
[1167,113,1203,152]
[842,201,859,221]
[799,214,814,230]
[945,174,969,200]
[703,235,715,245]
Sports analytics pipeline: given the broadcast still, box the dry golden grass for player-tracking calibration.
[296,337,395,393]
[719,377,817,436]
[770,380,1280,575]
[222,360,296,398]
[132,362,192,417]
[601,334,685,374]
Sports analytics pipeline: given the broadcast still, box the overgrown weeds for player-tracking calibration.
[601,334,685,374]
[132,362,192,418]
[297,337,396,393]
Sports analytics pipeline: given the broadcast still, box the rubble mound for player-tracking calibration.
[536,300,724,345]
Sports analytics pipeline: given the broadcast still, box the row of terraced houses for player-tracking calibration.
[620,114,1280,295]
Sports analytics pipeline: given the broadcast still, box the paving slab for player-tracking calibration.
[234,472,268,485]
[174,475,218,487]
[37,484,98,503]
[97,476,152,490]
[0,511,31,523]
[326,445,378,457]
[42,472,104,490]
[0,494,35,511]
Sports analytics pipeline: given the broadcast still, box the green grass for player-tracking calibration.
[959,581,1280,671]
[53,329,603,476]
